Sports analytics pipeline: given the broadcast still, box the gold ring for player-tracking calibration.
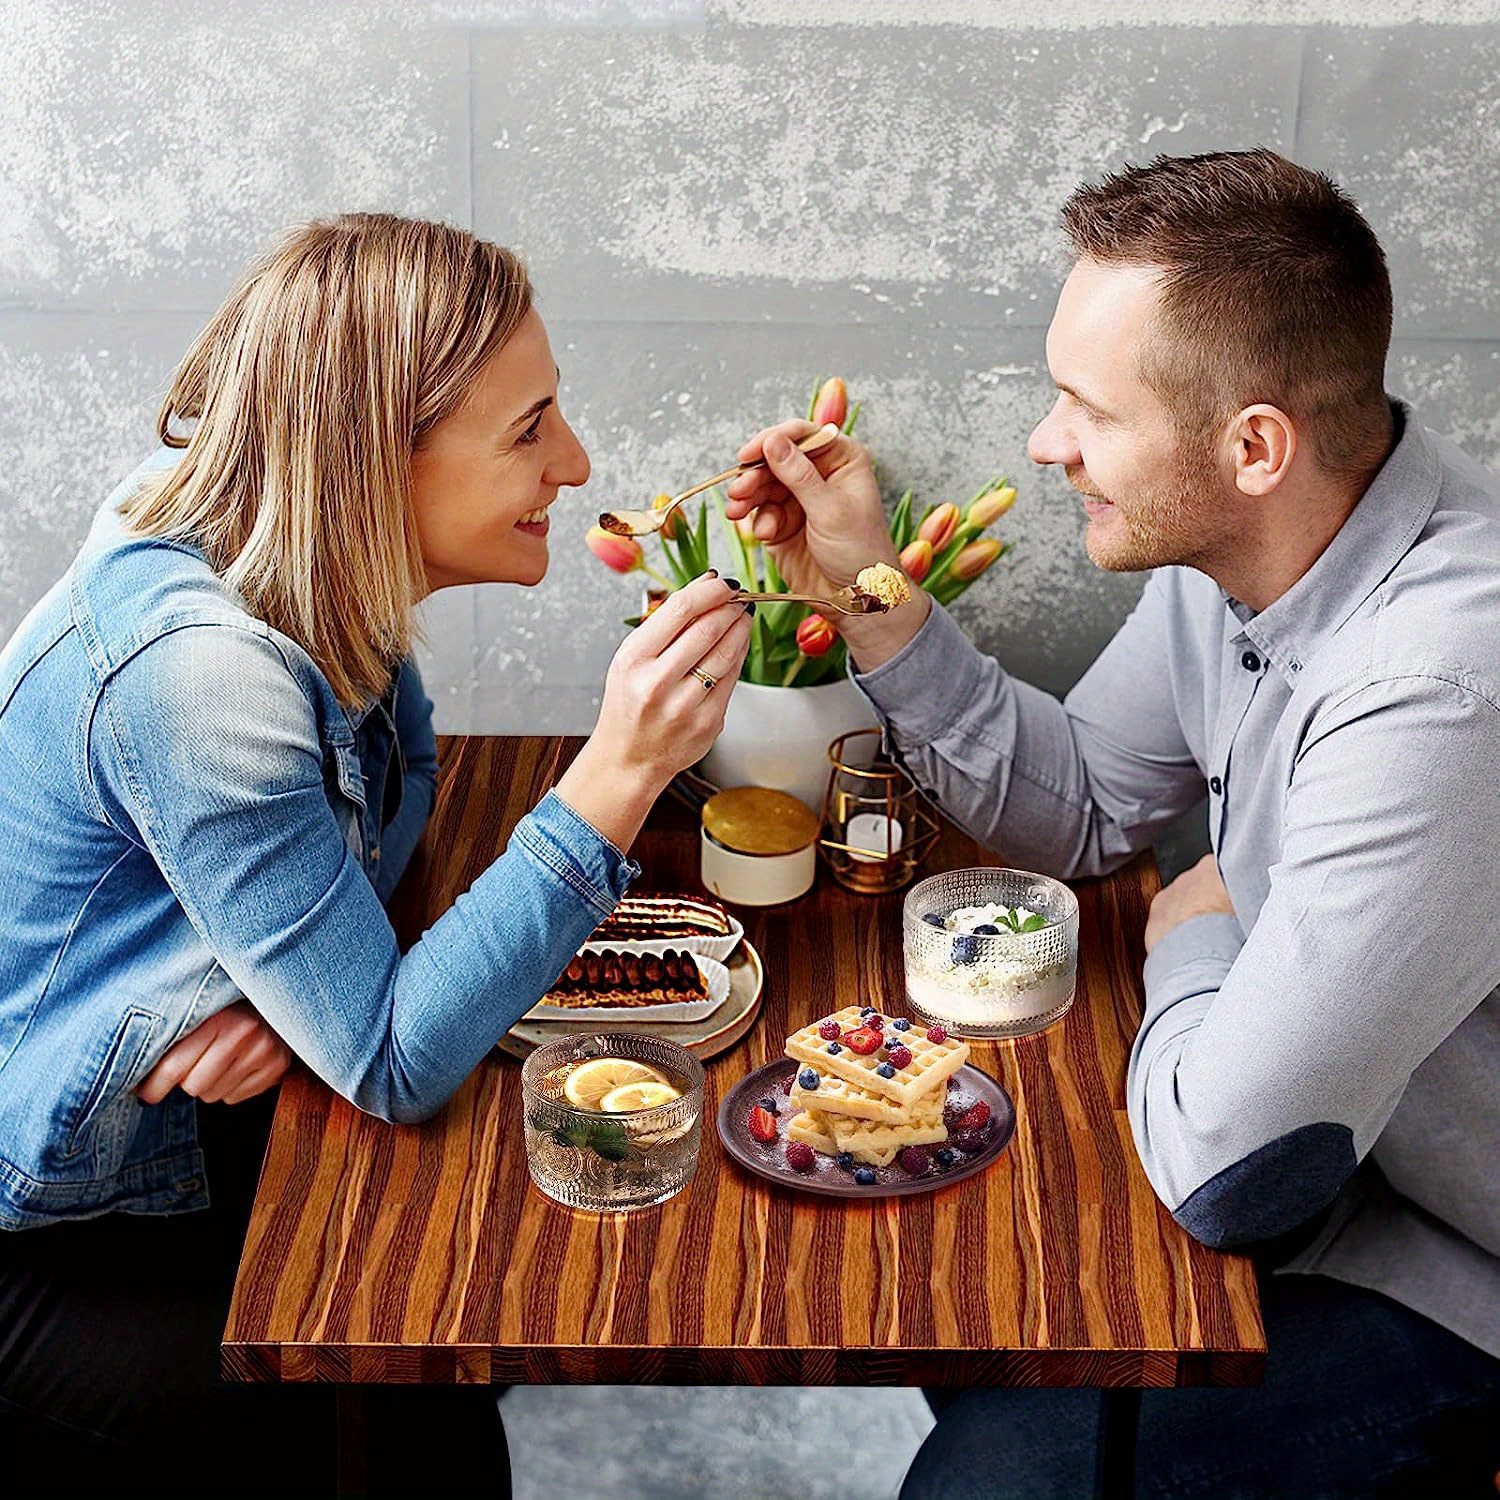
[690,667,716,692]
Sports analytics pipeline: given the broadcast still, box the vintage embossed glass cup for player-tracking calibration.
[521,1033,705,1211]
[903,867,1079,1039]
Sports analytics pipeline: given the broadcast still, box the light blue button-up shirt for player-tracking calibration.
[855,407,1500,1359]
[0,453,637,1227]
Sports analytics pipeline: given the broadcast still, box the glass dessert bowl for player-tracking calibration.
[902,867,1079,1039]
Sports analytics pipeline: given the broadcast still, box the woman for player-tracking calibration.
[0,213,750,1493]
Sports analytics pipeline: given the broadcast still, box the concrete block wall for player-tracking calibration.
[4,0,1499,736]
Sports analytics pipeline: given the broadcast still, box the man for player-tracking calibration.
[726,150,1500,1496]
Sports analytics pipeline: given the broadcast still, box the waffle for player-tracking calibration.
[785,1006,969,1106]
[790,1071,943,1125]
[588,894,733,944]
[829,1112,948,1157]
[539,948,707,1008]
[787,1111,900,1167]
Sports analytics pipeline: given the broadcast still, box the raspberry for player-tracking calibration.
[926,1026,948,1044]
[899,1146,931,1175]
[818,1019,841,1040]
[782,1072,795,1094]
[951,1127,989,1155]
[865,1013,884,1030]
[957,1100,991,1131]
[853,1166,876,1185]
[887,1045,913,1070]
[843,1027,882,1056]
[785,1141,816,1172]
[748,1105,778,1143]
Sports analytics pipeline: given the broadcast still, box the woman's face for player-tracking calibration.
[409,309,591,592]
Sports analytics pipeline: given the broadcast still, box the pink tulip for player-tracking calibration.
[951,538,1002,582]
[810,376,848,430]
[899,538,934,584]
[966,485,1017,529]
[795,613,837,657]
[917,502,960,552]
[586,524,644,574]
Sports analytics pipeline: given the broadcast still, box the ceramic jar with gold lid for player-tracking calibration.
[699,787,819,906]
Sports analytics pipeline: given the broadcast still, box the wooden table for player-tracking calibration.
[224,735,1264,1397]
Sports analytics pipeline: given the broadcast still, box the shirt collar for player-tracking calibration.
[1224,403,1442,685]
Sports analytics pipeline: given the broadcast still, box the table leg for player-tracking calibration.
[1094,1387,1142,1500]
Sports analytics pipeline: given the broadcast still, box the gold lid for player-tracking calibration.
[701,786,820,856]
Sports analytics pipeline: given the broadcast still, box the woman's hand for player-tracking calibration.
[135,1000,293,1106]
[723,421,931,669]
[554,572,752,850]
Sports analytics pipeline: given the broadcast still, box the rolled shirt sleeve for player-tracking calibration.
[853,578,1206,878]
[1128,672,1500,1248]
[89,623,636,1123]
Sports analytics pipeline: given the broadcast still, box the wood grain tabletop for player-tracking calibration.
[222,735,1265,1387]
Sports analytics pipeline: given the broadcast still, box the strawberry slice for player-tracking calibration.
[748,1105,778,1144]
[842,1027,883,1056]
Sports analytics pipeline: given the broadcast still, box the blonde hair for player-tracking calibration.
[121,213,533,708]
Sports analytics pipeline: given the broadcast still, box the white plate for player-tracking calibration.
[583,915,745,965]
[521,952,731,1024]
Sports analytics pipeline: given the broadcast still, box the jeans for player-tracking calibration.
[901,1269,1500,1500]
[0,1093,510,1498]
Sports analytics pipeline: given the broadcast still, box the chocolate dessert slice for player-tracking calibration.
[539,948,710,1009]
[589,894,733,944]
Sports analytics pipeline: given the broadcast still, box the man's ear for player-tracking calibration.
[1230,405,1296,497]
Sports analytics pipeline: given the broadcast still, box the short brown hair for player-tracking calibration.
[1061,149,1393,481]
[122,214,532,708]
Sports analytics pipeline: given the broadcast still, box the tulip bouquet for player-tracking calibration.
[585,378,1016,688]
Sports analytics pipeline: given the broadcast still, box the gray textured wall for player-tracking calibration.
[5,0,1500,742]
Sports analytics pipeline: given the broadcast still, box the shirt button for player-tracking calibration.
[1242,650,1262,672]
[1209,776,1223,795]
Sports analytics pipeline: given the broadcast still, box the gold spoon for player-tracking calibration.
[730,585,887,616]
[597,424,842,538]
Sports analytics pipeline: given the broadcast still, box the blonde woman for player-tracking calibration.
[0,215,750,1494]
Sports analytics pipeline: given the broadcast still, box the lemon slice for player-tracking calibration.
[599,1079,682,1114]
[562,1056,667,1111]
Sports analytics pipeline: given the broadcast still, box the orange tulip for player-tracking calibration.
[950,537,1003,582]
[585,524,644,574]
[917,502,960,552]
[899,538,934,584]
[810,376,848,429]
[795,613,837,657]
[651,491,685,541]
[966,484,1016,528]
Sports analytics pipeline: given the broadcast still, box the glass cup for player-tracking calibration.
[520,1032,705,1211]
[903,867,1079,1039]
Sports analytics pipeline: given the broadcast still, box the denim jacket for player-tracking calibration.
[0,452,637,1228]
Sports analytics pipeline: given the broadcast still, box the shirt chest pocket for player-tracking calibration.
[324,740,368,862]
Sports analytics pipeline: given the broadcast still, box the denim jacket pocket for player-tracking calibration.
[64,1005,159,1168]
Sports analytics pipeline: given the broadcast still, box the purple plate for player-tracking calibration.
[716,1058,1015,1199]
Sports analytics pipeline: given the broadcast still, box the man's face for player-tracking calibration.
[1028,258,1228,573]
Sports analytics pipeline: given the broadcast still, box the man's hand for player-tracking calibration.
[1144,853,1236,954]
[135,1000,293,1106]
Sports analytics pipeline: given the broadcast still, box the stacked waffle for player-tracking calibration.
[784,1005,969,1165]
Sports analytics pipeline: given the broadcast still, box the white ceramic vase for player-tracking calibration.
[700,676,881,815]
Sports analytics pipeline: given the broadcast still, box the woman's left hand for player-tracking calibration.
[135,1000,293,1106]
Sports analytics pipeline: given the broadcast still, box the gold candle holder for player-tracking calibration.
[818,729,940,894]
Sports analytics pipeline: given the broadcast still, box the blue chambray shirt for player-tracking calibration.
[0,451,637,1228]
[854,407,1500,1360]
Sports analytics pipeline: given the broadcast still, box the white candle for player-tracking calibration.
[845,812,904,863]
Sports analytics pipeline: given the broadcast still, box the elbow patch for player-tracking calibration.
[1173,1121,1356,1249]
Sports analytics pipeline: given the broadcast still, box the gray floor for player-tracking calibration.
[505,1386,934,1500]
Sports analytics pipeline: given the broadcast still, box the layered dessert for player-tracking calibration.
[539,948,709,1009]
[587,894,734,944]
[905,896,1075,1035]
